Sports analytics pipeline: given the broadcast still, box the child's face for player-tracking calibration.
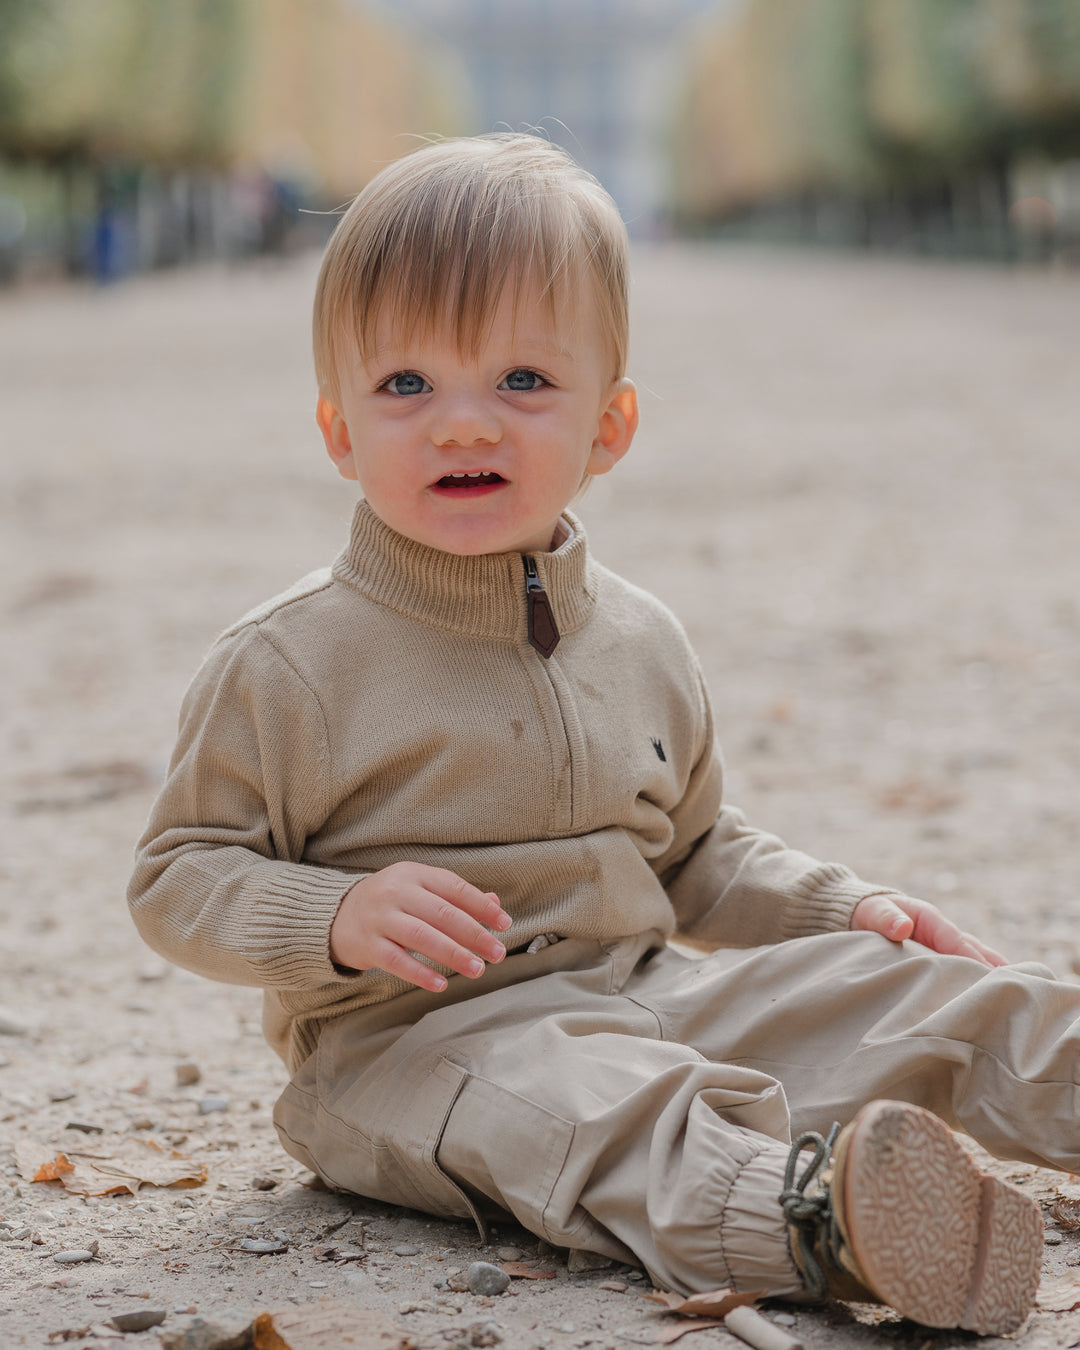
[316,282,638,556]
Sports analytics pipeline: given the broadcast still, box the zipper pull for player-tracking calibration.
[524,556,560,658]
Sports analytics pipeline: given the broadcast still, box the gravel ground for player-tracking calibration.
[2,244,1080,1349]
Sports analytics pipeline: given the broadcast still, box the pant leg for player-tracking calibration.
[274,934,804,1297]
[627,930,1080,1171]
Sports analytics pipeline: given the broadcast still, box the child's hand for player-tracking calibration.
[329,863,512,992]
[851,893,1008,968]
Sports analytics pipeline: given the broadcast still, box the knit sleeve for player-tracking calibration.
[659,665,903,947]
[127,626,361,990]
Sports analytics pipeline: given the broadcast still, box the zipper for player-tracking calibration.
[523,555,560,658]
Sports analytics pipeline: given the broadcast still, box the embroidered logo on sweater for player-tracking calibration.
[651,737,667,762]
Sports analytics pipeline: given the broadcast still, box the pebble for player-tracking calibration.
[110,1309,167,1333]
[239,1237,288,1254]
[198,1095,229,1114]
[176,1063,202,1087]
[772,1313,797,1326]
[1045,1231,1064,1245]
[138,961,169,982]
[54,1248,98,1264]
[251,1175,277,1191]
[0,1008,28,1036]
[394,1244,421,1256]
[399,1301,437,1314]
[160,1314,251,1350]
[48,1086,76,1102]
[0,1053,10,1067]
[496,1246,523,1261]
[466,1262,511,1296]
[597,1281,628,1293]
[66,1119,104,1134]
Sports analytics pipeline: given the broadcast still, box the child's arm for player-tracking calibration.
[850,892,1006,967]
[130,626,508,994]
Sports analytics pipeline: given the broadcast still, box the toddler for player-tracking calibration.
[130,134,1080,1335]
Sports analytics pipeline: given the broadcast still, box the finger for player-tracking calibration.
[361,935,452,993]
[386,909,501,980]
[412,888,509,965]
[955,935,1009,968]
[421,869,513,933]
[853,895,914,941]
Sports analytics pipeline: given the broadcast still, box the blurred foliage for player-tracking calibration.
[0,0,458,192]
[677,0,1080,217]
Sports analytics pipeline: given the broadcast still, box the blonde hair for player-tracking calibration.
[313,134,629,401]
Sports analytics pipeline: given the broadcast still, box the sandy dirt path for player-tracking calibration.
[2,245,1080,1349]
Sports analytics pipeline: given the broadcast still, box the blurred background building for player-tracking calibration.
[1,0,1079,284]
[366,0,719,233]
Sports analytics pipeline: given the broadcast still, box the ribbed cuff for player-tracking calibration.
[781,866,905,940]
[243,863,364,988]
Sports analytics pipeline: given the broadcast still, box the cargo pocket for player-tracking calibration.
[308,1032,486,1232]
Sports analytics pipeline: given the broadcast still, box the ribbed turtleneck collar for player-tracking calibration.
[331,499,597,644]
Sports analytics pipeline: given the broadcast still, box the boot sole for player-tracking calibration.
[838,1101,1043,1335]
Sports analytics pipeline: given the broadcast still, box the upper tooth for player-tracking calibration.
[450,472,483,478]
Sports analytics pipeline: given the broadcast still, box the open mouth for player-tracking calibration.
[435,471,506,490]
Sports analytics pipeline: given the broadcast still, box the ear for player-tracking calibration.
[586,378,638,477]
[316,397,358,481]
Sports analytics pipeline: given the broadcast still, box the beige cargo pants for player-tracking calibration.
[274,930,1080,1296]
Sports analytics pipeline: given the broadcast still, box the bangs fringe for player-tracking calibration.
[314,135,628,398]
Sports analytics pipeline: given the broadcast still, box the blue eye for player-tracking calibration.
[384,371,431,396]
[501,369,545,392]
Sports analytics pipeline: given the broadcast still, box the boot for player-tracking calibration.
[780,1099,1044,1335]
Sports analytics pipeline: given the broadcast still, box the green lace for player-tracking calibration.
[779,1124,841,1301]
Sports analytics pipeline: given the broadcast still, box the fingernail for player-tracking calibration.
[433,977,447,992]
[466,958,484,977]
[494,912,513,931]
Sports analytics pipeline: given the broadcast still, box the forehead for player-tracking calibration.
[364,270,606,362]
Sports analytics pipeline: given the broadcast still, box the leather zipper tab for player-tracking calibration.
[524,555,560,658]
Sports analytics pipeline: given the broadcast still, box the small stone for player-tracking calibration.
[1045,1231,1064,1245]
[54,1248,98,1264]
[176,1063,202,1087]
[251,1175,277,1191]
[197,1095,229,1115]
[771,1313,797,1326]
[138,961,169,982]
[495,1246,523,1262]
[448,1275,470,1293]
[48,1086,77,1102]
[239,1237,288,1254]
[0,1008,28,1036]
[394,1243,421,1256]
[66,1119,104,1134]
[466,1262,511,1296]
[308,1280,328,1288]
[109,1308,167,1332]
[597,1281,628,1292]
[160,1314,252,1350]
[131,1116,155,1131]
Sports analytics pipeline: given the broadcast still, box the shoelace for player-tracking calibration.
[778,1123,841,1301]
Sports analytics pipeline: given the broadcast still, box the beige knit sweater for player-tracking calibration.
[129,501,896,1070]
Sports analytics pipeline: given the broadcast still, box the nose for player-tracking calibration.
[429,391,502,448]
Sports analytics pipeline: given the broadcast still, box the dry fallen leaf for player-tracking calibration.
[312,1243,366,1263]
[1037,1275,1080,1313]
[500,1261,557,1280]
[645,1287,765,1318]
[1050,1199,1080,1231]
[252,1302,416,1350]
[17,1137,207,1196]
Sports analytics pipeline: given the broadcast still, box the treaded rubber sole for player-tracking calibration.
[837,1101,1043,1335]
